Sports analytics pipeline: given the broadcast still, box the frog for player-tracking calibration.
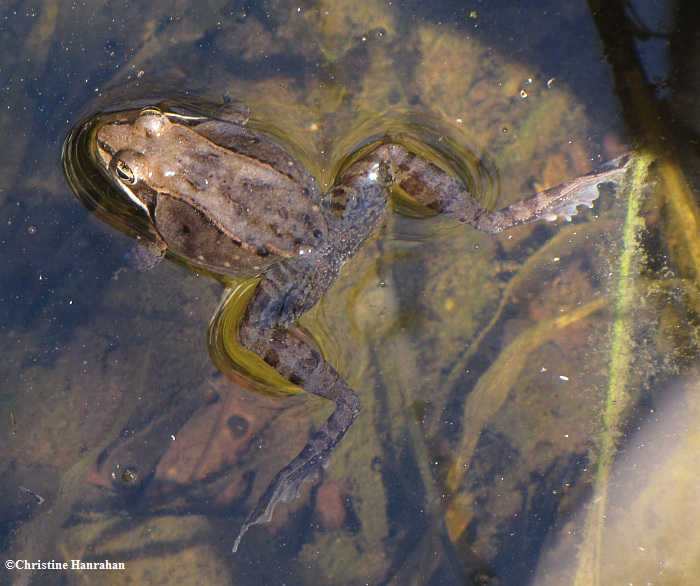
[62,100,631,552]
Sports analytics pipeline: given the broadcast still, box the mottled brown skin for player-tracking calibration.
[90,104,630,552]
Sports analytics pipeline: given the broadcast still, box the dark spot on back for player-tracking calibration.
[399,175,436,205]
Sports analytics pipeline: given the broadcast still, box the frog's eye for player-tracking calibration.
[115,159,136,184]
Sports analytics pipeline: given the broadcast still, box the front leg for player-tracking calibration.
[367,143,631,232]
[232,266,361,552]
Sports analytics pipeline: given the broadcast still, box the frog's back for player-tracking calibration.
[176,120,328,262]
[90,104,330,279]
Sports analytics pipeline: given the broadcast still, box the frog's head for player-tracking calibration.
[94,108,173,218]
[62,105,163,253]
